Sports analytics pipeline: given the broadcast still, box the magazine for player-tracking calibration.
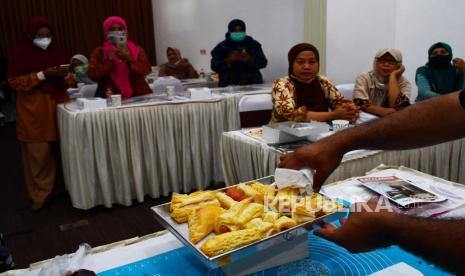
[357,175,447,207]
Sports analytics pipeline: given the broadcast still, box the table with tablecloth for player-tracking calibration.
[15,166,464,276]
[57,84,273,210]
[221,130,465,186]
[58,94,238,210]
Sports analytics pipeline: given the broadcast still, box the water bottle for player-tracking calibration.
[166,85,175,100]
[105,86,113,106]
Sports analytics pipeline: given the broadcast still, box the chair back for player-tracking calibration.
[238,94,273,128]
[335,83,355,100]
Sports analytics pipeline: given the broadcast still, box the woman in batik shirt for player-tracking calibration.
[270,43,359,123]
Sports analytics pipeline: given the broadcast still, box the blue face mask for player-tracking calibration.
[230,32,246,42]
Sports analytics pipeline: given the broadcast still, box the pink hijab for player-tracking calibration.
[102,16,139,98]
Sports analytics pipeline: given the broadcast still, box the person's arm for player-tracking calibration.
[128,47,151,75]
[271,78,308,122]
[251,45,267,70]
[88,47,114,81]
[8,67,68,92]
[353,73,395,116]
[453,57,465,78]
[8,73,41,92]
[416,68,440,101]
[364,104,396,116]
[388,65,404,107]
[279,91,465,190]
[315,201,465,275]
[158,64,168,77]
[305,106,357,122]
[210,44,230,73]
[185,61,199,78]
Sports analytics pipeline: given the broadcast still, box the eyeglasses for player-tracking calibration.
[376,59,398,66]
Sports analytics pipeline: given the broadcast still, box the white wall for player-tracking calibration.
[326,0,396,84]
[327,0,465,100]
[152,0,306,83]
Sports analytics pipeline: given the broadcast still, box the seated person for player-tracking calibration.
[68,54,95,86]
[270,43,359,123]
[353,48,411,117]
[416,42,465,101]
[211,19,267,87]
[159,47,199,79]
[88,16,151,98]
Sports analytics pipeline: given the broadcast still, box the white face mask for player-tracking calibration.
[33,37,52,50]
[107,31,126,45]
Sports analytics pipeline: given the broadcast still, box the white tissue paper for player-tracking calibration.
[37,243,91,276]
[275,167,315,194]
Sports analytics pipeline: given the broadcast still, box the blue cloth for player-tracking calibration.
[98,231,450,276]
[210,22,267,87]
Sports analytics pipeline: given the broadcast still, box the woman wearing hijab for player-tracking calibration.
[69,54,95,85]
[88,16,151,98]
[211,19,267,87]
[158,47,199,79]
[7,17,69,210]
[353,48,411,117]
[416,42,465,101]
[270,43,359,123]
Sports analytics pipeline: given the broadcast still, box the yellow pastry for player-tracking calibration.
[215,192,238,209]
[244,218,274,238]
[274,216,297,232]
[263,211,280,224]
[248,182,276,204]
[188,206,225,244]
[236,183,260,202]
[275,188,300,214]
[292,194,343,223]
[170,191,220,223]
[200,229,262,257]
[214,198,264,234]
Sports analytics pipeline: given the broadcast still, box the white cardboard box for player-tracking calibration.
[187,87,211,99]
[76,98,107,110]
[262,124,301,144]
[277,121,330,138]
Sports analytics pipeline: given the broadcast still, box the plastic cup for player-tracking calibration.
[332,120,350,132]
[111,94,122,107]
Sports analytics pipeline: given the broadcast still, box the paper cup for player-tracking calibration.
[332,119,349,131]
[111,94,122,107]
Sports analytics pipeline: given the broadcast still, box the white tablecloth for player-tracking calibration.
[58,96,237,209]
[221,130,465,186]
[57,84,273,210]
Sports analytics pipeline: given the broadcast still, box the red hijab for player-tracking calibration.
[102,16,139,98]
[7,17,67,98]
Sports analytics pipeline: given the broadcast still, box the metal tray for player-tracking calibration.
[151,176,347,270]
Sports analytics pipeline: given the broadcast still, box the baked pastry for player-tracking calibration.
[214,198,264,234]
[200,228,262,257]
[188,206,225,244]
[236,183,260,202]
[275,187,300,214]
[263,211,280,224]
[215,192,238,209]
[292,194,343,223]
[274,216,297,232]
[170,191,220,223]
[248,182,276,204]
[244,218,274,238]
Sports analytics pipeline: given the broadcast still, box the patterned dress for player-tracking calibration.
[270,75,345,122]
